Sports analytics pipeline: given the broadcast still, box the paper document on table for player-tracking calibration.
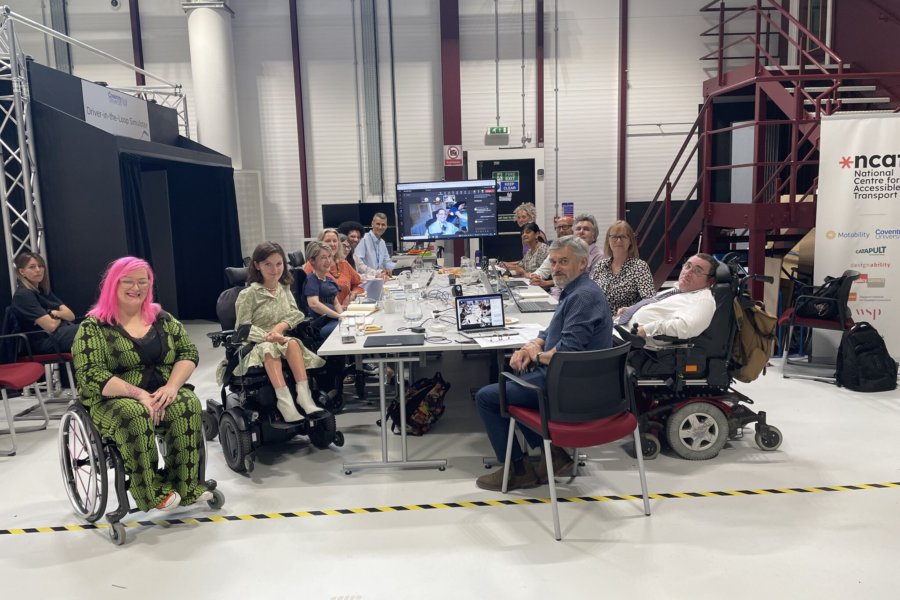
[473,333,529,348]
[507,324,544,341]
[518,290,551,299]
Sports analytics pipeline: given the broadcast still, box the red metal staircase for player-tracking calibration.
[634,0,900,298]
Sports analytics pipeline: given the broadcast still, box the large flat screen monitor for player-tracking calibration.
[397,180,498,242]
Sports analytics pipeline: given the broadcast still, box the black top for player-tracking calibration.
[131,326,164,366]
[11,282,63,334]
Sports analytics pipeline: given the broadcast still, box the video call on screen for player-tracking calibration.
[397,182,498,241]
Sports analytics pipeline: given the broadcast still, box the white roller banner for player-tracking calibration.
[81,80,151,141]
[816,113,900,357]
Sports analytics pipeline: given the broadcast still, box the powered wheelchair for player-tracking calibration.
[203,267,344,474]
[616,255,783,461]
[59,401,224,546]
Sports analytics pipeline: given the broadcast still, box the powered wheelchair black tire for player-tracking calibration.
[666,402,729,461]
[202,408,219,441]
[755,425,783,451]
[220,412,253,472]
[640,433,661,460]
[307,413,339,449]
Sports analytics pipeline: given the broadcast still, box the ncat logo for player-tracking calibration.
[852,154,900,169]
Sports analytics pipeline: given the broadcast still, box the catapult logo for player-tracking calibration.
[856,246,887,256]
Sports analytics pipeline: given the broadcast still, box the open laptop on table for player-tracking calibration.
[455,293,511,339]
[499,276,557,313]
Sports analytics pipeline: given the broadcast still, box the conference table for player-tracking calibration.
[317,271,555,475]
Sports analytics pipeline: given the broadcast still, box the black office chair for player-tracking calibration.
[499,343,651,541]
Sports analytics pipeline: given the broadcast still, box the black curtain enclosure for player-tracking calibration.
[19,61,242,320]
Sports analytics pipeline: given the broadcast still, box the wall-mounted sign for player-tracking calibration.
[444,144,463,167]
[81,80,151,141]
[492,170,519,192]
[487,126,509,135]
[562,202,574,217]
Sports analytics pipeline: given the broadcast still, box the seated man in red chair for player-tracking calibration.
[474,236,613,491]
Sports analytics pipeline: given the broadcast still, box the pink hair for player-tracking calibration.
[87,257,161,326]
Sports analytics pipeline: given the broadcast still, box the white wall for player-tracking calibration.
[10,0,751,253]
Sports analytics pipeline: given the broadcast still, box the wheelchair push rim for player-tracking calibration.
[58,409,108,522]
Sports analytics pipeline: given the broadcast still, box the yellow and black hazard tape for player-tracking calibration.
[2,481,898,536]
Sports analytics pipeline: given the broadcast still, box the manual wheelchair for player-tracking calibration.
[59,401,224,546]
[203,267,344,474]
[617,255,784,461]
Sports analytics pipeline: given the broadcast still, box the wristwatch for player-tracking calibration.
[535,352,544,365]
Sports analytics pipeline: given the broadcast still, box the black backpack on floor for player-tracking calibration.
[836,323,898,393]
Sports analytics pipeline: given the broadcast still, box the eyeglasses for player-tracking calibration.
[682,262,711,277]
[555,224,572,231]
[490,333,512,343]
[608,235,629,242]
[120,279,150,289]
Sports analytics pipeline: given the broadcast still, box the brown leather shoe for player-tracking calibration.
[476,459,539,492]
[536,444,575,485]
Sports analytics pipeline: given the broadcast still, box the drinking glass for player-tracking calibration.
[355,313,367,337]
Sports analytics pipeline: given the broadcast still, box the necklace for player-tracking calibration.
[331,262,342,278]
[263,283,278,293]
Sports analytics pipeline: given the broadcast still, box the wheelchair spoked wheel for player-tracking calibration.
[219,413,253,473]
[666,402,729,461]
[58,406,108,523]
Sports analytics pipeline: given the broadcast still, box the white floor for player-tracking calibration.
[1,321,899,599]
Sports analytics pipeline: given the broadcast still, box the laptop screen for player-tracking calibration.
[455,294,506,331]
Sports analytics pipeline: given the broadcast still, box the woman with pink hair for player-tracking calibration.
[72,257,212,514]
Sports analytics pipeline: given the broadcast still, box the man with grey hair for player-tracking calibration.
[475,235,613,492]
[355,212,394,278]
[530,213,604,298]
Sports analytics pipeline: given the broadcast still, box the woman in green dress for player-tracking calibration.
[233,241,326,423]
[73,257,212,513]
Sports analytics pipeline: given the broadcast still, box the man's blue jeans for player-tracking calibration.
[475,369,546,463]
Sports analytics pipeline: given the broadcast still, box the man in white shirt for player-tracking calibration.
[530,214,603,298]
[617,253,718,350]
[354,213,395,278]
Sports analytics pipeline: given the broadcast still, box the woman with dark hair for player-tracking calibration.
[10,252,78,354]
[503,222,549,277]
[234,241,326,423]
[73,257,212,513]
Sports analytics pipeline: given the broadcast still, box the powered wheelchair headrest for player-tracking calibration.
[226,267,249,287]
[288,250,305,269]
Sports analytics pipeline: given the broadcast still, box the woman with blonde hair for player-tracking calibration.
[304,228,364,307]
[590,220,656,316]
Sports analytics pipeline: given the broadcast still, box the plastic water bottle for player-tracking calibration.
[475,250,482,268]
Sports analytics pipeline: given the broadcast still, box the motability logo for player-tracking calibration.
[825,230,869,240]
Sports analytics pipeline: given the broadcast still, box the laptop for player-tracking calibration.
[363,334,425,348]
[499,276,557,313]
[454,294,509,339]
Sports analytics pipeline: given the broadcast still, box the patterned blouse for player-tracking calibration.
[73,312,199,410]
[520,242,550,274]
[590,256,656,316]
[304,259,363,306]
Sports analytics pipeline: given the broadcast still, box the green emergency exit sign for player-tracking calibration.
[487,126,509,135]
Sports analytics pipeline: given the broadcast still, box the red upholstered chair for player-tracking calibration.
[499,343,650,541]
[0,333,50,457]
[778,270,859,382]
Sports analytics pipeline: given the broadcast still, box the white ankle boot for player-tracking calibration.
[274,386,305,422]
[295,380,325,415]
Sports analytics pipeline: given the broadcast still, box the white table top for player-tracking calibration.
[317,274,555,356]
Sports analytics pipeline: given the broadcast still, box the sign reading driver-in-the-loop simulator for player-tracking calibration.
[492,170,519,193]
[81,80,151,142]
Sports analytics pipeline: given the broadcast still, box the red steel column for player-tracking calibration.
[617,0,628,219]
[440,0,465,263]
[128,0,145,86]
[536,0,544,147]
[289,0,312,238]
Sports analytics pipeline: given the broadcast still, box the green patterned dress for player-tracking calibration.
[230,283,325,376]
[73,312,208,512]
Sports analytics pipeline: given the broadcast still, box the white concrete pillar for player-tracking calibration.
[182,0,242,169]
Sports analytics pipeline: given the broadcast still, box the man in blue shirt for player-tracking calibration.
[355,213,395,278]
[475,235,613,491]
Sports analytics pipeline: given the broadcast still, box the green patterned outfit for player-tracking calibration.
[229,283,324,377]
[73,312,207,512]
